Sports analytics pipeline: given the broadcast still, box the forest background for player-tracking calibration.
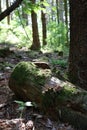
[0,0,87,129]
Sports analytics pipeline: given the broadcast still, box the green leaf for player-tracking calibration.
[41,1,49,7]
[18,106,25,111]
[14,100,25,106]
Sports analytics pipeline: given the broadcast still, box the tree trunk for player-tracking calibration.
[68,0,87,90]
[41,0,47,45]
[51,0,54,21]
[0,0,1,13]
[64,0,68,26]
[64,0,69,45]
[59,0,64,22]
[56,0,59,24]
[0,0,23,21]
[6,0,10,24]
[30,0,40,50]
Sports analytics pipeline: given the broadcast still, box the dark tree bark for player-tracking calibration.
[0,0,23,21]
[30,0,40,50]
[41,0,47,45]
[0,0,1,13]
[6,0,10,24]
[64,0,68,26]
[64,0,69,45]
[68,0,87,90]
[56,0,59,24]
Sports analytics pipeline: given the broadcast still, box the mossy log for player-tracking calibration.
[9,61,52,105]
[9,61,87,130]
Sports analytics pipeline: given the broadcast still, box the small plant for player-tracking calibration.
[50,59,67,68]
[14,100,34,118]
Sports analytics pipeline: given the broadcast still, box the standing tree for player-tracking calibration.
[64,0,68,26]
[41,0,47,45]
[56,0,59,24]
[64,0,69,45]
[51,0,56,21]
[30,0,40,50]
[6,0,10,24]
[0,0,1,13]
[68,0,87,90]
[59,0,64,22]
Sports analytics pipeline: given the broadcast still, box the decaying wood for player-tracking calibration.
[9,61,87,130]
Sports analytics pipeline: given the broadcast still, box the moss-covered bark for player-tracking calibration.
[9,61,87,129]
[9,61,51,105]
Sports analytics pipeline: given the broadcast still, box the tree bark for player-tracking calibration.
[6,0,10,24]
[30,0,40,50]
[56,0,59,24]
[59,0,64,22]
[68,0,87,90]
[64,0,68,26]
[64,0,69,45]
[41,0,47,45]
[0,0,1,13]
[0,0,23,21]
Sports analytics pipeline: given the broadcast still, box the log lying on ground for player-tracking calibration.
[9,61,52,105]
[9,61,87,130]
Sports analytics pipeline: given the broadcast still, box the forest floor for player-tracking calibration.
[0,43,75,130]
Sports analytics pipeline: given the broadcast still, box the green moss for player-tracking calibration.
[54,85,77,104]
[11,61,51,87]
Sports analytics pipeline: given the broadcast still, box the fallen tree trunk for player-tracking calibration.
[0,0,23,21]
[9,61,87,130]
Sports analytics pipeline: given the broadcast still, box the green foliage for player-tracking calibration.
[56,85,77,104]
[0,21,32,47]
[14,100,33,117]
[0,62,13,71]
[22,0,49,14]
[0,22,10,43]
[50,59,67,68]
[46,21,67,51]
